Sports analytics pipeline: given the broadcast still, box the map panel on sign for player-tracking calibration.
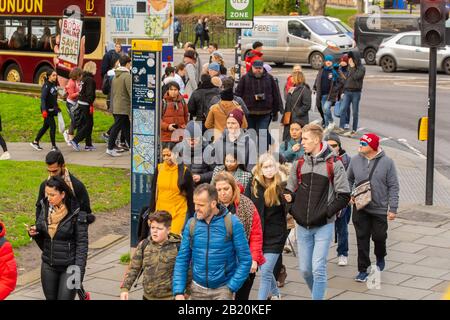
[132,135,155,174]
[133,109,155,135]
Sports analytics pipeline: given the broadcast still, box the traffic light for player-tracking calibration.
[420,0,447,47]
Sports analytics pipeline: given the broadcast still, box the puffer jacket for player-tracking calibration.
[33,198,90,279]
[121,234,181,299]
[284,83,311,125]
[173,139,214,185]
[286,143,351,228]
[0,222,17,300]
[173,206,252,294]
[161,92,189,142]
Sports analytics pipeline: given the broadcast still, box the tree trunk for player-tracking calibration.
[356,0,365,13]
[307,0,327,16]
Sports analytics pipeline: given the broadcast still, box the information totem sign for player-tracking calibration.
[225,0,254,28]
[130,40,162,247]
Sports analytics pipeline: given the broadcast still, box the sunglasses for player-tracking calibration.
[360,141,369,147]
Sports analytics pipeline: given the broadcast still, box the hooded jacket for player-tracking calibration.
[343,51,366,92]
[187,79,220,121]
[173,206,252,294]
[78,72,96,106]
[347,150,399,215]
[40,79,59,114]
[286,143,351,228]
[245,50,263,72]
[0,222,17,300]
[120,234,181,299]
[235,69,282,116]
[112,67,132,116]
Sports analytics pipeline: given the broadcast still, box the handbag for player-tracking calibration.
[352,158,381,211]
[282,86,305,125]
[57,112,65,134]
[77,284,91,300]
[334,100,341,118]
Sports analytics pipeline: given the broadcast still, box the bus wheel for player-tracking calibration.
[4,64,22,82]
[34,66,53,86]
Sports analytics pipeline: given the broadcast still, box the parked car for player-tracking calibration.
[354,14,420,65]
[376,31,450,74]
[241,15,356,69]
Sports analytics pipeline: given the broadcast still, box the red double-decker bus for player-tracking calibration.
[0,0,104,87]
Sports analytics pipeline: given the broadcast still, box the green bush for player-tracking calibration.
[120,253,131,264]
[175,0,194,14]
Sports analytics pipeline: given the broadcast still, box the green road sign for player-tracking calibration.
[226,0,254,28]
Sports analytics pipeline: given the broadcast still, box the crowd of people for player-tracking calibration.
[0,39,402,301]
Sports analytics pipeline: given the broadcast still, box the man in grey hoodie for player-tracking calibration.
[347,133,399,282]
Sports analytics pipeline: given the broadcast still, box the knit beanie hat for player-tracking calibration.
[325,132,341,148]
[227,108,244,127]
[324,55,334,62]
[208,62,221,72]
[360,133,380,151]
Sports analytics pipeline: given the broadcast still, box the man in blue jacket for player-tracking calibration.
[173,184,252,300]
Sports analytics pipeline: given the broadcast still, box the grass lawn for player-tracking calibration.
[325,7,358,26]
[192,0,265,15]
[0,160,130,248]
[0,93,113,144]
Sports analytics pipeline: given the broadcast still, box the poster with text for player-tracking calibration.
[57,17,83,72]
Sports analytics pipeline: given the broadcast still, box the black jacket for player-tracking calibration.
[343,52,365,92]
[313,67,342,104]
[284,83,311,125]
[235,70,282,116]
[36,173,92,219]
[78,72,96,105]
[187,80,220,121]
[174,140,214,185]
[33,198,90,278]
[101,49,120,78]
[246,179,288,254]
[40,80,59,114]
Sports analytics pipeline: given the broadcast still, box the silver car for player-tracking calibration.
[375,31,450,74]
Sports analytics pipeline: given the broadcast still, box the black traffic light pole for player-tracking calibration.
[426,46,437,205]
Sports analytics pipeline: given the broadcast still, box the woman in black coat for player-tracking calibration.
[28,176,94,300]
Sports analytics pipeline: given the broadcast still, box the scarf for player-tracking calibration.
[48,168,74,194]
[324,64,340,82]
[235,195,254,240]
[47,203,68,239]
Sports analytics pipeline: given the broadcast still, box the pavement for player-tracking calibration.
[6,130,450,300]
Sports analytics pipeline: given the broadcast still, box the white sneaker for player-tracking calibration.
[327,122,336,131]
[0,151,11,160]
[271,294,282,300]
[63,130,70,144]
[338,255,348,266]
[106,149,122,157]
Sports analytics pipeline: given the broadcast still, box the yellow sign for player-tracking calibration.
[418,117,428,141]
[0,0,43,13]
[86,0,94,13]
[132,40,163,52]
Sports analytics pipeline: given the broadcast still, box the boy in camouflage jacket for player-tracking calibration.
[120,211,181,300]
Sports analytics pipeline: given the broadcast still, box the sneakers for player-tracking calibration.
[355,271,369,282]
[271,294,282,300]
[30,141,43,151]
[106,149,122,157]
[101,132,110,143]
[0,151,11,160]
[376,259,385,271]
[63,130,70,144]
[51,146,59,152]
[84,145,96,151]
[117,143,130,151]
[338,255,348,266]
[343,130,357,137]
[69,140,80,152]
[334,127,346,134]
[326,122,336,131]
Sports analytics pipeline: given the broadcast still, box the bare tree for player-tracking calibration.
[306,0,328,16]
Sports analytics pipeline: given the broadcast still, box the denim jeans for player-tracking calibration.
[297,223,333,300]
[247,114,272,151]
[321,95,334,127]
[257,252,280,300]
[339,91,361,131]
[335,206,352,257]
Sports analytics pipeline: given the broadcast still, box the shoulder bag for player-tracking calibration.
[352,158,381,211]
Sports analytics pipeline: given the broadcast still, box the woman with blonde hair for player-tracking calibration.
[284,64,302,97]
[246,153,288,300]
[211,171,264,300]
[69,61,97,151]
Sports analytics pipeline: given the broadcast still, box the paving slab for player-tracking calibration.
[394,225,447,236]
[379,271,413,286]
[82,278,122,297]
[278,282,313,299]
[388,231,424,242]
[331,291,397,300]
[430,280,450,293]
[422,292,445,300]
[399,277,445,290]
[365,283,432,300]
[389,242,428,254]
[91,253,122,265]
[89,292,118,300]
[386,250,427,264]
[414,235,450,248]
[89,265,128,281]
[416,256,450,270]
[89,234,125,249]
[327,276,369,293]
[390,264,449,278]
[84,263,116,276]
[416,246,450,259]
[441,272,450,281]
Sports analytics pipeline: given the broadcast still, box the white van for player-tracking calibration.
[241,16,356,69]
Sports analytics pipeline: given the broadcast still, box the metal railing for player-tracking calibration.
[177,24,238,48]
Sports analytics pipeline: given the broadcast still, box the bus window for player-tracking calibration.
[83,19,101,54]
[1,19,29,50]
[31,19,58,52]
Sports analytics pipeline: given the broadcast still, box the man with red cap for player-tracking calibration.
[0,221,17,300]
[347,133,399,282]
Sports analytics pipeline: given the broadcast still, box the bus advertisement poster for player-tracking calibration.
[57,17,83,71]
